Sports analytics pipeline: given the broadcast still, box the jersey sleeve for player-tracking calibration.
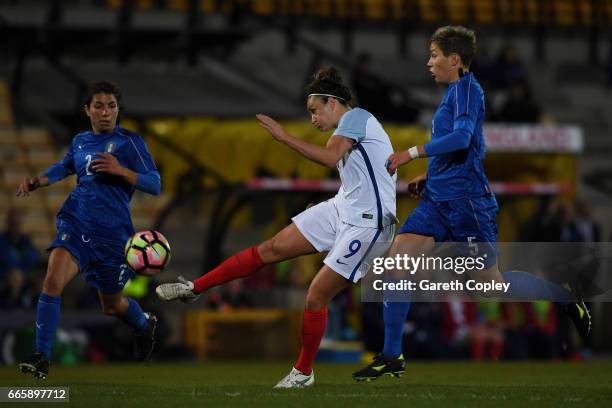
[126,134,158,174]
[424,80,483,156]
[43,141,76,184]
[452,77,482,134]
[333,109,370,143]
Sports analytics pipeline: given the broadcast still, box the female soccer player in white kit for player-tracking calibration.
[156,68,397,388]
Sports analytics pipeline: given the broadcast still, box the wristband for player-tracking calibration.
[408,146,419,159]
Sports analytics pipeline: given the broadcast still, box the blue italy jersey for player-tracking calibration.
[45,126,158,242]
[425,72,491,200]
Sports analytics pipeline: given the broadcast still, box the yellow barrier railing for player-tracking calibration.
[184,309,302,360]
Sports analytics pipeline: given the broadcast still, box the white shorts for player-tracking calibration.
[292,199,395,282]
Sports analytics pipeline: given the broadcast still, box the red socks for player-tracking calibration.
[192,247,327,376]
[192,246,265,293]
[294,308,328,375]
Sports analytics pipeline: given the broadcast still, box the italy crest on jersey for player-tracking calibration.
[105,142,117,153]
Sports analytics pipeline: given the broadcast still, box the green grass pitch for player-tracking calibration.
[2,362,612,407]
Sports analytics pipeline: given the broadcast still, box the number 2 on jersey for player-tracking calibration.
[85,154,93,175]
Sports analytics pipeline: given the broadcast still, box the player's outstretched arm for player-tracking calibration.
[92,152,160,195]
[16,176,50,197]
[256,114,353,168]
[386,146,426,175]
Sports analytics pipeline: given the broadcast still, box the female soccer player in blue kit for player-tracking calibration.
[352,26,592,381]
[17,82,161,379]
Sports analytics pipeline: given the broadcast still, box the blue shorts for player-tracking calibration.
[48,215,134,295]
[398,194,499,267]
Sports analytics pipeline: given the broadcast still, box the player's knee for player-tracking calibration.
[42,271,66,296]
[305,290,327,311]
[258,237,283,263]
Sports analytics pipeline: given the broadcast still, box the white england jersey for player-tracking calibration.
[332,108,397,229]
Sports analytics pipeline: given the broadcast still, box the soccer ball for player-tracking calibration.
[124,230,171,275]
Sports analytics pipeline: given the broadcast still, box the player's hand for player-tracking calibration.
[385,151,412,175]
[256,114,287,142]
[407,174,427,198]
[16,177,41,197]
[92,152,125,176]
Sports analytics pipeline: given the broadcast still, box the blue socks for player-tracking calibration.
[35,293,61,359]
[382,301,410,357]
[502,271,573,305]
[35,295,148,361]
[119,297,149,332]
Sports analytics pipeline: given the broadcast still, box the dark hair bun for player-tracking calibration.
[306,67,353,106]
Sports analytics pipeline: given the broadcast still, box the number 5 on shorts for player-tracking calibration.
[467,236,478,256]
